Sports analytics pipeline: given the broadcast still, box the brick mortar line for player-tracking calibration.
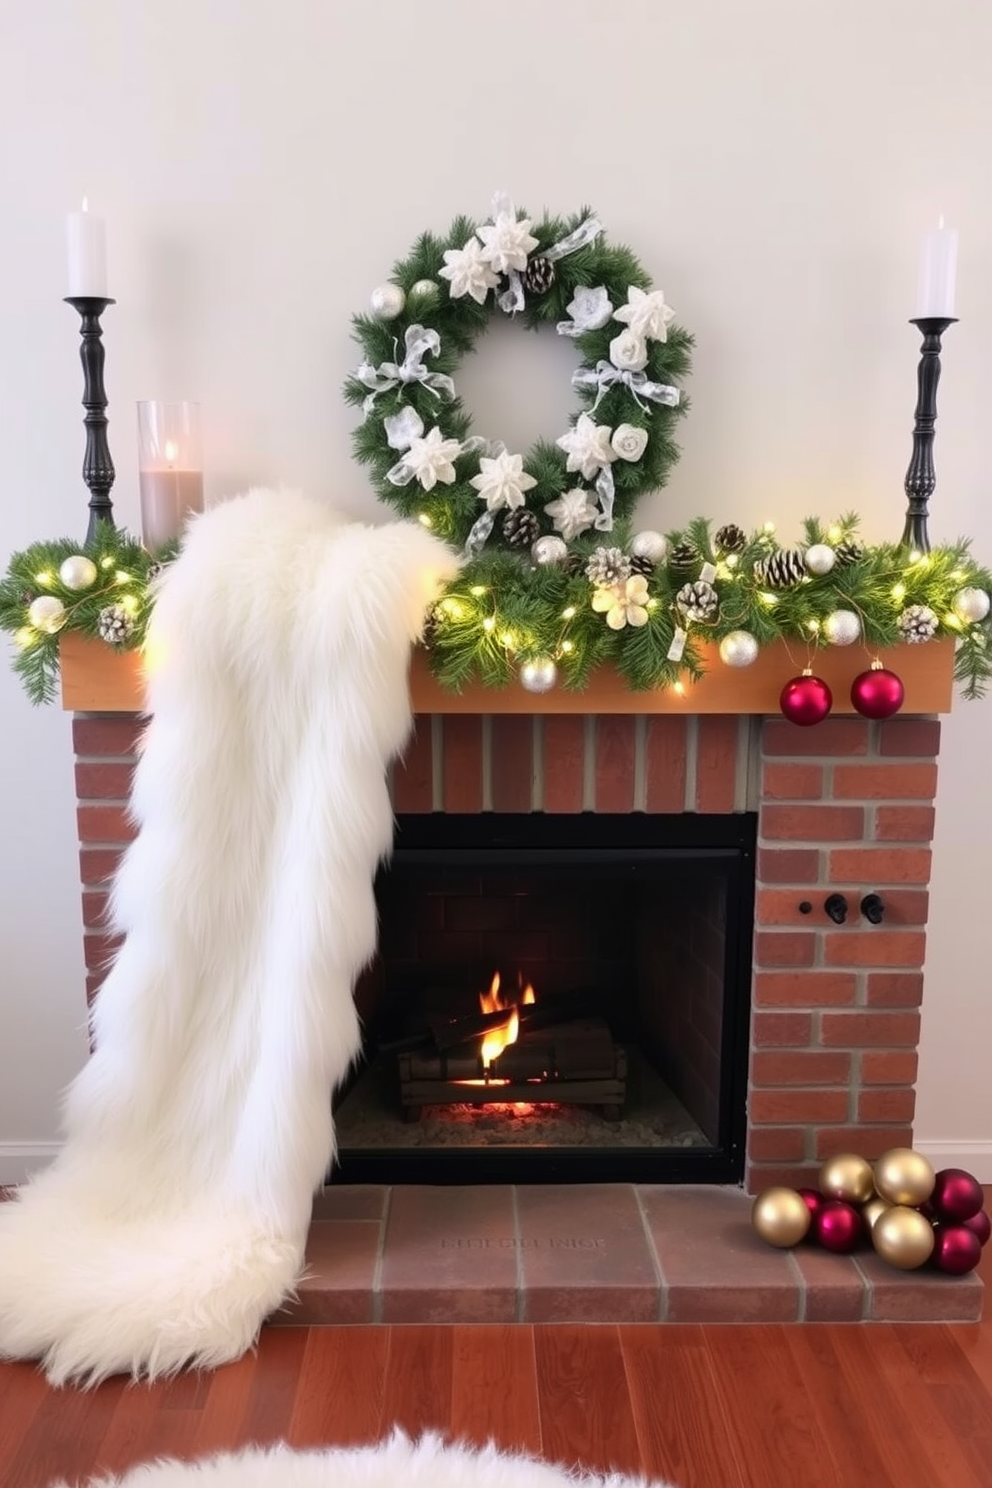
[73,753,140,765]
[510,1185,525,1324]
[480,715,493,813]
[784,1248,807,1322]
[370,1186,392,1325]
[632,1186,668,1323]
[532,717,544,812]
[851,1254,874,1320]
[77,798,131,808]
[78,841,132,851]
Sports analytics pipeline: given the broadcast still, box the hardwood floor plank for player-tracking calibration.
[0,1364,48,1480]
[893,1325,992,1486]
[784,1326,906,1488]
[288,1327,389,1448]
[619,1324,747,1488]
[535,1325,641,1477]
[239,1327,309,1445]
[450,1326,542,1455]
[381,1325,454,1437]
[2,1373,128,1488]
[192,1351,259,1455]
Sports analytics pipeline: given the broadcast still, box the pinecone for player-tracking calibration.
[676,581,719,623]
[563,552,585,576]
[834,540,864,568]
[629,553,656,577]
[753,548,806,588]
[522,256,556,295]
[898,604,938,644]
[97,603,135,646]
[502,507,541,548]
[714,523,747,555]
[586,546,631,587]
[667,541,702,582]
[146,560,167,582]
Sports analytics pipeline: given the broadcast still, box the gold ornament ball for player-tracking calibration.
[819,1152,875,1205]
[861,1197,893,1234]
[874,1147,935,1207]
[751,1187,811,1248]
[872,1205,935,1270]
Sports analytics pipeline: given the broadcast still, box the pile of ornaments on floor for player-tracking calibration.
[752,1148,989,1275]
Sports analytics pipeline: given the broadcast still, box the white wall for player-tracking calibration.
[1,0,990,1181]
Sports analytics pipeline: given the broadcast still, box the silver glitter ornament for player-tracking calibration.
[59,555,98,591]
[408,278,439,309]
[532,535,569,567]
[718,630,759,667]
[823,609,861,646]
[520,656,558,693]
[952,587,991,624]
[27,595,66,633]
[804,543,837,576]
[630,529,668,565]
[370,283,406,320]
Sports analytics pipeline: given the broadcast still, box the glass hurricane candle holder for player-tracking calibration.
[137,400,204,553]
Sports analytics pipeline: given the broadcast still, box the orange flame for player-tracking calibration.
[477,972,536,1071]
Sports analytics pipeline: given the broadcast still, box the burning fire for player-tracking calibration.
[478,971,535,1071]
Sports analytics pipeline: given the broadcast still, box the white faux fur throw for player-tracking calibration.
[49,1430,675,1488]
[0,489,459,1386]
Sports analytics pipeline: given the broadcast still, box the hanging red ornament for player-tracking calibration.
[850,662,905,720]
[780,671,833,726]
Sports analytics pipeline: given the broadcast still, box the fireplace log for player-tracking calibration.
[379,987,600,1056]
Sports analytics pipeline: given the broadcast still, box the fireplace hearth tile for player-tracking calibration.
[311,1185,388,1221]
[856,1250,984,1322]
[515,1183,659,1324]
[379,1184,518,1324]
[792,1246,866,1322]
[278,1220,380,1324]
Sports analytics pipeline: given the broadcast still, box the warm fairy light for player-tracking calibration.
[909,549,922,564]
[561,605,576,619]
[763,521,776,535]
[120,594,140,615]
[418,512,433,528]
[470,585,487,597]
[759,591,778,607]
[807,619,821,633]
[561,639,574,653]
[500,631,516,649]
[15,627,34,648]
[725,554,739,569]
[100,556,115,570]
[828,524,842,543]
[34,571,53,587]
[951,568,966,581]
[673,679,686,695]
[440,597,465,619]
[483,616,496,632]
[944,613,963,630]
[115,570,132,584]
[646,597,658,609]
[891,582,907,602]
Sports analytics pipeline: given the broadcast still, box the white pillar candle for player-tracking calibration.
[916,215,958,319]
[66,198,108,298]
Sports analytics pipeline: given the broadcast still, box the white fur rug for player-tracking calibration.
[49,1431,674,1488]
[0,490,458,1386]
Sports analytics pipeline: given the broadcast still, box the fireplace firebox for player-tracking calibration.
[333,812,756,1183]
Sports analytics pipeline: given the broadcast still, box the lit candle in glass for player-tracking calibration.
[137,401,204,552]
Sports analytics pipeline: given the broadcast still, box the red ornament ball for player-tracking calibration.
[797,1187,825,1221]
[814,1200,862,1253]
[850,666,905,720]
[931,1225,983,1276]
[962,1209,991,1247]
[931,1168,984,1224]
[780,674,833,726]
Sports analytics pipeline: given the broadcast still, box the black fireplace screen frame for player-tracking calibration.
[332,811,756,1185]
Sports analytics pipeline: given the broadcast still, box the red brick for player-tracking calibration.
[76,805,136,845]
[751,1051,851,1087]
[763,718,869,757]
[747,1127,807,1162]
[442,716,483,813]
[72,716,145,756]
[74,761,135,801]
[858,1088,917,1123]
[752,1011,813,1047]
[393,718,433,812]
[756,848,821,884]
[491,716,534,813]
[850,889,929,926]
[695,716,738,812]
[762,763,823,800]
[757,888,825,925]
[815,1126,913,1159]
[833,763,938,800]
[866,972,924,1008]
[645,716,688,813]
[861,1050,919,1085]
[83,932,123,973]
[874,806,936,842]
[755,971,857,1008]
[543,716,585,813]
[822,930,926,968]
[595,716,635,812]
[750,1089,849,1124]
[819,1011,921,1048]
[754,931,816,966]
[829,848,932,885]
[79,847,123,887]
[761,805,864,842]
[81,891,110,929]
[744,1164,817,1196]
[877,719,941,757]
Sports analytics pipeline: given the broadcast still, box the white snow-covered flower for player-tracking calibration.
[556,413,618,482]
[476,208,539,274]
[613,285,676,343]
[469,450,537,512]
[383,406,424,451]
[561,285,613,333]
[439,238,500,303]
[611,423,649,462]
[405,426,463,489]
[544,487,598,540]
[609,329,649,372]
[591,574,651,630]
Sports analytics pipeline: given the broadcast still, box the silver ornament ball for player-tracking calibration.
[630,529,668,564]
[823,609,861,646]
[28,595,67,633]
[953,587,991,624]
[532,535,568,567]
[409,278,439,308]
[520,656,558,694]
[59,555,98,591]
[804,543,837,576]
[370,282,406,320]
[718,629,759,668]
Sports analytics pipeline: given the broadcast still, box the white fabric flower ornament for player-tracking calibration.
[404,426,463,489]
[470,450,538,512]
[440,239,500,304]
[613,286,676,343]
[611,424,649,462]
[591,574,651,630]
[609,330,649,372]
[476,207,539,274]
[544,487,598,540]
[560,285,613,333]
[556,413,618,482]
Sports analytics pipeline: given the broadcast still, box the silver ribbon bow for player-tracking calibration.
[498,211,605,316]
[594,466,615,532]
[572,361,681,414]
[356,324,455,414]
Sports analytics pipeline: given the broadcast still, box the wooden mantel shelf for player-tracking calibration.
[60,631,956,716]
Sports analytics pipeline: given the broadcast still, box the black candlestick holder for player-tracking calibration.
[64,296,117,545]
[901,315,957,554]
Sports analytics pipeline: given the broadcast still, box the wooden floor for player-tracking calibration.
[0,1215,989,1488]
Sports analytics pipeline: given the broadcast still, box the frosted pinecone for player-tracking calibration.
[628,553,656,577]
[834,540,864,567]
[97,603,135,646]
[522,256,556,295]
[898,604,938,644]
[502,507,541,548]
[667,541,701,581]
[714,523,747,555]
[586,546,631,587]
[676,581,719,623]
[753,548,806,588]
